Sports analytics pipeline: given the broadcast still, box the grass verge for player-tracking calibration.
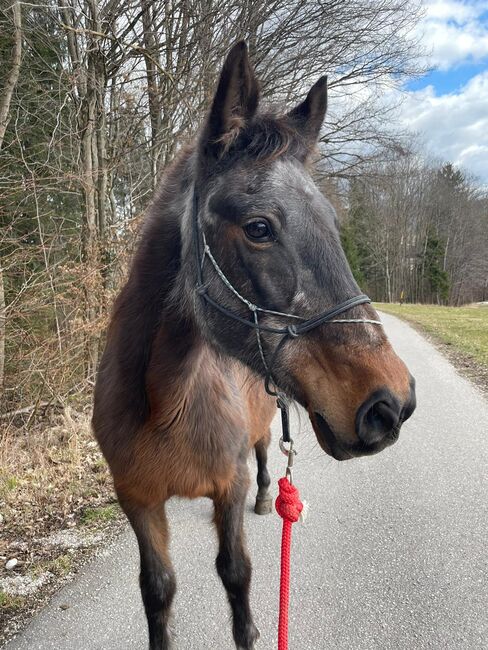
[376,302,488,392]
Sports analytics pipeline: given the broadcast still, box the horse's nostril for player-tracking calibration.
[356,389,401,446]
[368,400,398,431]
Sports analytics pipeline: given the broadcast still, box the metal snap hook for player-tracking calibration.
[279,438,296,484]
[279,436,296,457]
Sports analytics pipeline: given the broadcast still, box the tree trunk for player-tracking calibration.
[0,1,22,397]
[385,238,392,303]
[0,267,5,401]
[0,2,22,146]
[141,0,162,189]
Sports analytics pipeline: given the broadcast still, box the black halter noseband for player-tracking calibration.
[191,190,382,442]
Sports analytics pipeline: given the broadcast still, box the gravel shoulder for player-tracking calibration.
[0,408,122,644]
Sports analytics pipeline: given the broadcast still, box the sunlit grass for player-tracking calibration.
[80,504,119,526]
[375,303,488,368]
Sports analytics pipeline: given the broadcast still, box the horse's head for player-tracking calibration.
[189,42,415,460]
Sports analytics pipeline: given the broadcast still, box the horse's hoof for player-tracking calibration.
[254,496,272,515]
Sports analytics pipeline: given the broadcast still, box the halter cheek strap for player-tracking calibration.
[191,189,382,440]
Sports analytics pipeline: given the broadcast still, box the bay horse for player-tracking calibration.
[93,42,416,650]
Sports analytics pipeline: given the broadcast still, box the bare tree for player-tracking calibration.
[0,0,436,413]
[343,149,488,305]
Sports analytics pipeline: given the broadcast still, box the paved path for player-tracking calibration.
[4,313,488,649]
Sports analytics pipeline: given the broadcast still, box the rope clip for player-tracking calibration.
[279,437,296,484]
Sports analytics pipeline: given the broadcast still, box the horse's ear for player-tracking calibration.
[201,41,259,159]
[287,76,328,146]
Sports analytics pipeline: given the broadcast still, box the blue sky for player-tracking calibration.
[407,62,486,94]
[398,0,488,181]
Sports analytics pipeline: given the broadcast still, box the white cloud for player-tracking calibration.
[400,71,488,180]
[324,2,488,182]
[419,0,488,69]
[425,0,482,22]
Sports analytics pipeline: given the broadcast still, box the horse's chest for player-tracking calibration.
[139,391,248,499]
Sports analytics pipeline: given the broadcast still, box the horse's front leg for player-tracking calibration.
[254,431,273,515]
[213,466,259,649]
[119,495,176,650]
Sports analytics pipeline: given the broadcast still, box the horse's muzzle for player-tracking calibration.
[312,378,416,461]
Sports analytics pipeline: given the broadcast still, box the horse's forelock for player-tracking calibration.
[211,112,311,167]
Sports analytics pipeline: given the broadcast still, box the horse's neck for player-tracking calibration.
[98,147,196,421]
[110,146,247,433]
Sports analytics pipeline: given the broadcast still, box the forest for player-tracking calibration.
[1,0,487,417]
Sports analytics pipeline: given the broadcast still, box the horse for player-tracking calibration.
[92,41,416,650]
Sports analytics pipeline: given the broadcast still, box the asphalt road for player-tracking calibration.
[4,313,488,650]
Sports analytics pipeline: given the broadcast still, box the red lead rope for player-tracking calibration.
[275,477,304,650]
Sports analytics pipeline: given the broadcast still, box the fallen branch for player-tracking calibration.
[0,401,58,420]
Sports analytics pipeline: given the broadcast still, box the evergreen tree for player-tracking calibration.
[423,230,450,303]
[340,221,365,287]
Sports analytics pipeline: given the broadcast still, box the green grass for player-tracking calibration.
[375,303,488,368]
[80,504,119,526]
[0,475,19,497]
[0,590,25,610]
[30,552,74,579]
[46,553,73,577]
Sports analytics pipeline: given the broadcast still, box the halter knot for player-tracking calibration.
[275,477,303,523]
[287,324,299,338]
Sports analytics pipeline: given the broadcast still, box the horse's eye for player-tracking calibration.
[243,219,274,242]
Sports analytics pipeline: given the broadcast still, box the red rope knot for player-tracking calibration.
[275,477,303,523]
